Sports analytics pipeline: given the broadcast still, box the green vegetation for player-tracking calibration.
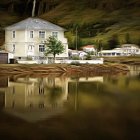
[0,0,140,49]
[44,36,65,62]
[41,0,140,49]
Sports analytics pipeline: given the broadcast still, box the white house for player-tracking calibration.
[81,45,96,53]
[4,17,68,61]
[98,44,140,56]
[98,48,123,56]
[121,44,140,56]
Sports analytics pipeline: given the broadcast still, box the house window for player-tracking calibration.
[39,31,45,38]
[39,45,45,52]
[52,32,58,38]
[13,44,15,52]
[39,86,44,95]
[39,103,44,108]
[12,31,15,38]
[30,31,34,38]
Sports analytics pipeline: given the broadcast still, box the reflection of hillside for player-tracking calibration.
[2,77,68,122]
[104,74,140,94]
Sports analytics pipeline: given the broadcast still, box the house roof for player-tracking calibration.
[82,45,95,49]
[121,44,139,48]
[5,17,65,31]
[99,49,122,53]
[4,108,64,122]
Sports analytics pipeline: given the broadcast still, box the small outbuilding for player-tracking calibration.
[81,45,96,53]
[0,52,8,64]
[0,50,13,64]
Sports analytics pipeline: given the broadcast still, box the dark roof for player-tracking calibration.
[5,17,65,31]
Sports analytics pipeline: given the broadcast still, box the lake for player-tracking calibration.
[0,65,140,140]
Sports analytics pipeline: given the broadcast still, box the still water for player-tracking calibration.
[0,65,140,140]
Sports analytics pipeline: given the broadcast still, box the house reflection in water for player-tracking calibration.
[0,76,103,122]
[2,77,68,122]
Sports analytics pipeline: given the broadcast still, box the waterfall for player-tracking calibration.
[32,0,36,17]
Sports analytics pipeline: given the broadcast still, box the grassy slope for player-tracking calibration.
[0,0,139,49]
[41,0,140,47]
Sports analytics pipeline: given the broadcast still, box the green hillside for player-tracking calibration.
[0,0,140,50]
[41,0,140,49]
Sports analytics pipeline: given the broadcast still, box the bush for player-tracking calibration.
[27,56,32,60]
[72,56,80,60]
[85,53,92,60]
[71,61,80,65]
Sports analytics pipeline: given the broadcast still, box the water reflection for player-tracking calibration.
[128,65,140,76]
[0,77,68,122]
[0,66,140,139]
[0,76,103,122]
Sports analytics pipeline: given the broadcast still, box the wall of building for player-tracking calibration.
[5,29,68,58]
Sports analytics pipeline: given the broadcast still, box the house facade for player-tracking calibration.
[5,18,68,60]
[121,44,140,56]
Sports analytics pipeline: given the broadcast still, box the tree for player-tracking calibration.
[107,34,119,49]
[96,40,103,52]
[44,36,65,63]
[125,33,131,44]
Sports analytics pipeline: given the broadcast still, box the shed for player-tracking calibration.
[81,45,96,52]
[0,51,13,64]
[0,52,8,64]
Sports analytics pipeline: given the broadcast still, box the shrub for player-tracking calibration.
[27,56,32,60]
[72,56,80,60]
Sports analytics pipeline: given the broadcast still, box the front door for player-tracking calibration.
[27,45,34,56]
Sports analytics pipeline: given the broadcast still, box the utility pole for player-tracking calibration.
[75,26,78,51]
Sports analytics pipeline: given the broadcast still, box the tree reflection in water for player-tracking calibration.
[48,85,63,103]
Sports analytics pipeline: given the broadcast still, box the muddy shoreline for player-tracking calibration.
[104,57,140,65]
[0,64,129,77]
